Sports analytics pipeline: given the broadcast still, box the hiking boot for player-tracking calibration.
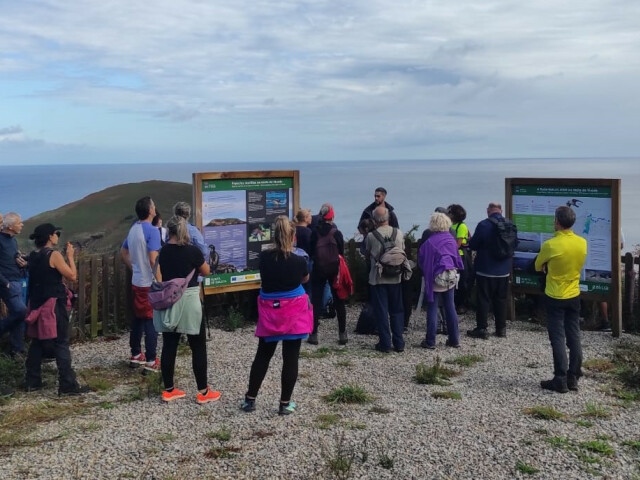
[162,387,186,402]
[59,385,91,396]
[420,339,436,350]
[540,378,569,394]
[307,333,318,345]
[374,343,391,353]
[129,353,146,368]
[338,332,348,345]
[466,328,488,340]
[394,347,404,353]
[445,339,460,348]
[143,358,160,373]
[278,401,297,415]
[240,396,256,412]
[196,387,221,404]
[495,328,507,338]
[567,375,579,391]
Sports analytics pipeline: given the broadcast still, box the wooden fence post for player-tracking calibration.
[77,258,87,339]
[101,253,110,335]
[90,257,99,338]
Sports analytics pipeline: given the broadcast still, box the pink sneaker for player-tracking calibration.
[129,353,146,367]
[196,387,221,404]
[144,358,160,372]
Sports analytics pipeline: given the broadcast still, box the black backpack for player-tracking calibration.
[487,217,518,259]
[314,226,339,276]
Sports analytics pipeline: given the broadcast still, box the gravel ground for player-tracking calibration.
[3,305,640,480]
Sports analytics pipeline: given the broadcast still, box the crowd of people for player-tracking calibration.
[0,189,590,404]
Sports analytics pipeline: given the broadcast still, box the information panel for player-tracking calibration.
[509,181,617,295]
[193,171,299,293]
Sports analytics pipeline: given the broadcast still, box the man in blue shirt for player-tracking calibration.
[0,212,27,358]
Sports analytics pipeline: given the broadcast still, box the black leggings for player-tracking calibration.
[247,338,302,402]
[311,271,346,334]
[161,320,207,390]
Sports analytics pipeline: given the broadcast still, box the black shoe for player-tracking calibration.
[540,379,569,394]
[374,343,391,353]
[420,340,435,350]
[445,339,460,348]
[466,328,488,340]
[567,375,578,391]
[338,332,348,345]
[59,385,91,396]
[307,333,318,345]
[495,329,506,338]
[394,347,404,353]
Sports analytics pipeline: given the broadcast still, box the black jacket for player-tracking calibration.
[359,202,399,229]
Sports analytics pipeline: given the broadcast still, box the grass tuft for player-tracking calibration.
[431,391,462,400]
[205,446,241,459]
[315,414,341,430]
[579,440,615,456]
[582,358,615,372]
[324,384,372,404]
[414,357,459,385]
[369,406,392,414]
[545,436,571,448]
[581,401,611,419]
[447,354,484,367]
[575,420,594,428]
[206,426,231,442]
[515,460,539,475]
[621,440,640,450]
[523,405,565,420]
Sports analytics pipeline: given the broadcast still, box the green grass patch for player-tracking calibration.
[206,427,231,442]
[581,402,611,419]
[575,420,594,428]
[205,446,241,459]
[621,440,640,450]
[344,421,367,430]
[369,406,392,414]
[515,460,539,475]
[583,358,615,372]
[545,436,571,448]
[431,391,462,400]
[447,354,484,367]
[324,384,372,404]
[414,357,460,386]
[576,451,602,464]
[224,307,244,331]
[523,405,565,420]
[156,433,176,442]
[579,440,615,456]
[336,359,353,368]
[315,414,341,430]
[98,401,115,410]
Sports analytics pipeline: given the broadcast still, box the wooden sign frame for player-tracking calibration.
[193,170,300,295]
[505,178,622,336]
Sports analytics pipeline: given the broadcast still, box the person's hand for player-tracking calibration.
[65,242,75,259]
[15,256,27,268]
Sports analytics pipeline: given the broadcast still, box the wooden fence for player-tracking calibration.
[66,242,640,339]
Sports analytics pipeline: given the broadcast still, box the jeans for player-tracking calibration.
[130,316,157,360]
[545,295,582,380]
[475,275,508,330]
[370,283,405,351]
[311,271,346,334]
[0,281,27,354]
[25,298,79,392]
[247,338,302,402]
[426,288,459,347]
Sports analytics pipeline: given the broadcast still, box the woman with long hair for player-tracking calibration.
[418,212,464,349]
[152,216,217,404]
[241,215,311,415]
[24,224,89,395]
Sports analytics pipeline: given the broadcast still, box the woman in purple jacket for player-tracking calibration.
[418,212,464,349]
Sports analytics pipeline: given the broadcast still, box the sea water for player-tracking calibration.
[1,158,639,249]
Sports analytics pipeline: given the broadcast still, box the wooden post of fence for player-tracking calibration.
[77,258,87,339]
[113,255,120,330]
[102,253,110,335]
[90,257,100,338]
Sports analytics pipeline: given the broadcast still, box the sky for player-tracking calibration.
[1,0,640,165]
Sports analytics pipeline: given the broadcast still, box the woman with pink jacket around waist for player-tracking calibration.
[241,216,311,415]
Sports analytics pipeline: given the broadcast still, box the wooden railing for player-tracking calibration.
[55,243,640,338]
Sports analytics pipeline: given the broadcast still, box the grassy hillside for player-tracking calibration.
[19,180,192,254]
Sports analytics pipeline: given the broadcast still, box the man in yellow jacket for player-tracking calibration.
[535,206,587,393]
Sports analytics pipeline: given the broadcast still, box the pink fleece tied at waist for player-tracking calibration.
[255,294,313,338]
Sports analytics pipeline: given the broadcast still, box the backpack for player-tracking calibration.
[314,226,339,276]
[487,217,518,260]
[434,268,459,289]
[355,303,377,335]
[371,228,409,279]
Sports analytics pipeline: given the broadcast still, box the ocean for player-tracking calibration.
[1,158,639,250]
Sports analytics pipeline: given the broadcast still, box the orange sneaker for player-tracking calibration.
[144,358,160,373]
[196,387,221,404]
[162,387,186,402]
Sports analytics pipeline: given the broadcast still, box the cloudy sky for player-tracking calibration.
[1,0,639,165]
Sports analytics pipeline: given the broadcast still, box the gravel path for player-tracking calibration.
[3,306,640,480]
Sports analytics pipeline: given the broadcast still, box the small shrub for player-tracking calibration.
[224,307,244,331]
[414,357,459,386]
[583,358,615,372]
[431,391,462,400]
[581,402,611,419]
[523,405,565,420]
[324,384,372,404]
[515,461,539,475]
[579,440,615,456]
[323,432,356,480]
[207,427,231,442]
[447,354,483,367]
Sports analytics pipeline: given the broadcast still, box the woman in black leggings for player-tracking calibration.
[242,216,311,415]
[152,216,216,404]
